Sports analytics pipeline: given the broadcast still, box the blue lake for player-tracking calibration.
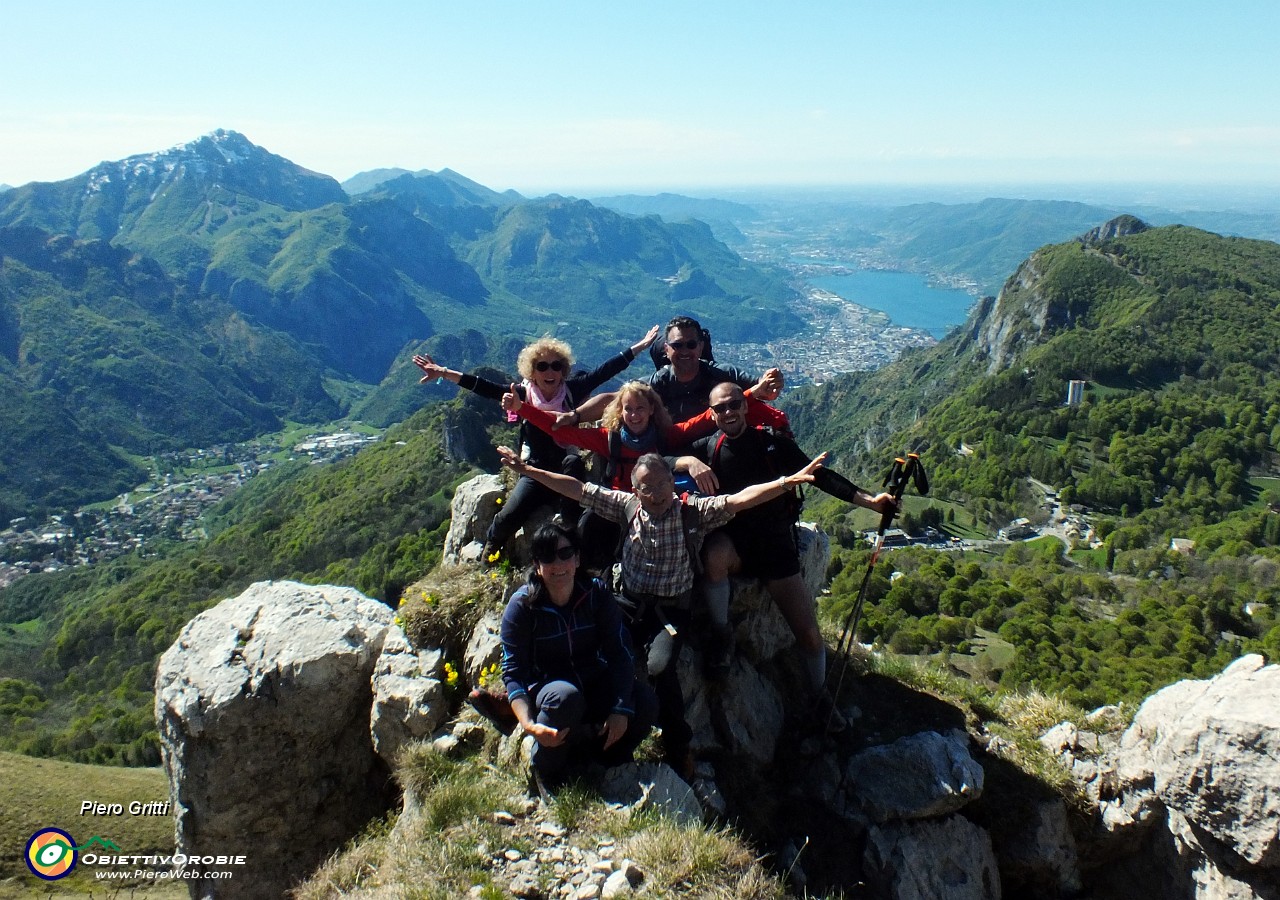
[806,268,977,339]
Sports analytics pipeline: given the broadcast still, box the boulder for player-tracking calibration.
[1106,655,1280,862]
[597,761,703,826]
[681,647,786,763]
[442,473,504,565]
[1136,654,1280,869]
[1077,654,1280,899]
[370,629,447,761]
[842,729,984,823]
[155,581,397,900]
[463,610,505,685]
[863,814,1002,900]
[441,472,556,568]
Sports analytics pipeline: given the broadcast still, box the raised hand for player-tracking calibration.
[413,353,448,384]
[785,451,828,486]
[501,383,524,414]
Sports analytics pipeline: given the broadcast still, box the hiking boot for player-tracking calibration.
[527,765,555,804]
[665,746,696,782]
[703,624,733,681]
[812,688,849,735]
[467,688,517,736]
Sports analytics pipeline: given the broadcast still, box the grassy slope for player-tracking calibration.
[0,750,181,897]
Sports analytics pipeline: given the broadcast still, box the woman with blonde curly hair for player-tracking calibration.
[413,325,660,559]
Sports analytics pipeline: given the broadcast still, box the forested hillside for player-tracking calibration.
[0,404,474,763]
[793,220,1280,706]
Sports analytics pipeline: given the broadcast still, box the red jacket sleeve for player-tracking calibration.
[745,395,791,434]
[518,404,612,455]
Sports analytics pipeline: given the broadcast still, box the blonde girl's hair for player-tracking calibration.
[600,382,673,433]
[516,337,575,381]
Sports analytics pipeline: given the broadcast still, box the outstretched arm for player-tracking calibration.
[723,453,827,515]
[414,353,510,401]
[413,353,459,385]
[496,444,585,503]
[811,468,898,515]
[630,324,661,357]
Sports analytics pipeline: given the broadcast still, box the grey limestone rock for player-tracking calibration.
[369,628,446,761]
[155,580,397,900]
[442,473,504,565]
[843,728,984,823]
[863,814,1002,900]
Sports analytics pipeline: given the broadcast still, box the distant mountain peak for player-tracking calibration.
[1080,214,1149,245]
[75,129,346,213]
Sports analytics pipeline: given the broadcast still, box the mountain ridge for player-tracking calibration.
[0,130,809,517]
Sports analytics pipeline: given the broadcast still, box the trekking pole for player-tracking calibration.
[830,452,928,669]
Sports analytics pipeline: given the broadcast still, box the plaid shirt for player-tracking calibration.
[580,483,733,597]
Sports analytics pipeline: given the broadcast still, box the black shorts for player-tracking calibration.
[723,520,800,581]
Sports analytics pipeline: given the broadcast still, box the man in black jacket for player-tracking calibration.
[646,316,760,423]
[675,382,896,724]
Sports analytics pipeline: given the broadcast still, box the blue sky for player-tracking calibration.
[4,1,1278,194]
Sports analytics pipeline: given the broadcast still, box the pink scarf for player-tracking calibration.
[509,379,570,424]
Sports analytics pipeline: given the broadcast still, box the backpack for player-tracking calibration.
[710,427,804,522]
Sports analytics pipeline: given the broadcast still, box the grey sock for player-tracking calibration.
[806,647,827,692]
[702,578,731,627]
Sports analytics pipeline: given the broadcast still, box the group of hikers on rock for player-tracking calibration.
[413,316,896,794]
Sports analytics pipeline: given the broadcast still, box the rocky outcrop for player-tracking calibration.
[155,581,437,899]
[1079,214,1148,245]
[972,254,1066,375]
[157,477,1280,900]
[1045,654,1280,900]
[863,814,1002,900]
[442,470,551,567]
[969,215,1149,375]
[842,729,985,823]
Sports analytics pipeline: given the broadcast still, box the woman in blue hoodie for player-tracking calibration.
[501,522,657,790]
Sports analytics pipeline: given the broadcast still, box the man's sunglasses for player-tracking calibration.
[710,398,745,415]
[534,544,577,563]
[535,360,567,372]
[666,339,701,351]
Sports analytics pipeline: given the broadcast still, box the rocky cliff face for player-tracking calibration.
[1044,654,1280,900]
[969,215,1149,375]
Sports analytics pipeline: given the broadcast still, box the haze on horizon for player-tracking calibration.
[4,1,1279,201]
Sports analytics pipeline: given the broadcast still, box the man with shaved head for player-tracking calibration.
[674,382,896,729]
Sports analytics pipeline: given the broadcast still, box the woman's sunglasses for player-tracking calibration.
[535,544,577,563]
[535,360,567,372]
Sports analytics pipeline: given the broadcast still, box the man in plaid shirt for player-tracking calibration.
[495,445,825,775]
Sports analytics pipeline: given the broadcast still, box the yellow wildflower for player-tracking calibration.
[495,497,503,506]
[443,662,459,687]
[487,549,501,563]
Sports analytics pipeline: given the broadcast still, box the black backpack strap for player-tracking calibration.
[677,493,706,576]
[605,430,623,483]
